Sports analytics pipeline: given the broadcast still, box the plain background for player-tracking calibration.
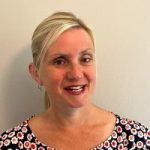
[0,0,150,132]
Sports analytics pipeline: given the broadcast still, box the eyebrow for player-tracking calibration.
[80,48,94,55]
[48,48,94,58]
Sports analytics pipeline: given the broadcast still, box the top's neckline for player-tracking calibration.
[24,113,119,150]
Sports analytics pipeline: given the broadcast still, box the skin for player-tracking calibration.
[41,28,96,108]
[29,28,116,149]
[30,28,96,119]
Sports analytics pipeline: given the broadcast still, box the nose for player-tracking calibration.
[66,63,84,82]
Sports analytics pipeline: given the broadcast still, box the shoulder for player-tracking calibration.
[0,118,37,149]
[115,114,150,149]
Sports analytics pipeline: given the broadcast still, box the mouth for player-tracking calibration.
[64,84,87,95]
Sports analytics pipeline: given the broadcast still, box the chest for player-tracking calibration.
[36,125,112,150]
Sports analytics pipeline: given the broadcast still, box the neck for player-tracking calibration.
[43,103,98,128]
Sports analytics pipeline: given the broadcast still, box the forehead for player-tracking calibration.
[45,28,94,56]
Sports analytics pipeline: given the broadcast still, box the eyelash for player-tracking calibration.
[81,56,93,64]
[53,58,67,66]
[53,54,93,66]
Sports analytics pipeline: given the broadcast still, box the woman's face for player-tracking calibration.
[38,28,96,108]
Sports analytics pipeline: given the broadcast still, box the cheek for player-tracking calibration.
[91,72,96,86]
[86,67,96,84]
[40,68,64,88]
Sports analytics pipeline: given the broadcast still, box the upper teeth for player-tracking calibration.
[68,86,83,90]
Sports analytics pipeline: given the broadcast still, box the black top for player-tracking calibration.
[0,114,150,150]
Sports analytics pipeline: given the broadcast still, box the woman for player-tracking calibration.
[0,12,150,150]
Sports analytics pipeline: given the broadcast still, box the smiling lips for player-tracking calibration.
[64,85,87,95]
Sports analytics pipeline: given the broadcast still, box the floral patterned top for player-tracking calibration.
[0,114,150,150]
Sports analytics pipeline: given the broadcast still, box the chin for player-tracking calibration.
[67,98,90,109]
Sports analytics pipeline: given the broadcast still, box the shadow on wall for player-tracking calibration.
[2,45,44,132]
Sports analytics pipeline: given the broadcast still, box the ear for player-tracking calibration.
[28,63,43,85]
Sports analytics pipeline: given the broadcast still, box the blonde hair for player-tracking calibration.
[31,12,94,109]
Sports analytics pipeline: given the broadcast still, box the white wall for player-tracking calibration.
[0,0,150,132]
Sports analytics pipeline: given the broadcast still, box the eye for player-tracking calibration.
[53,57,67,66]
[80,54,93,65]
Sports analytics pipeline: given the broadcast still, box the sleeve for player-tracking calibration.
[132,124,150,149]
[119,116,150,149]
[146,129,150,149]
[0,129,20,149]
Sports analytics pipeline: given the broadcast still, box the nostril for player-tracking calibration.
[66,64,84,81]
